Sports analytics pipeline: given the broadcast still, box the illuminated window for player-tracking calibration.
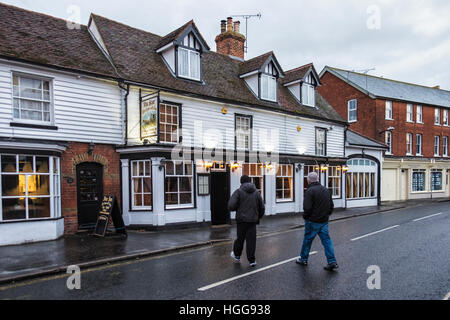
[328,166,342,198]
[165,161,194,208]
[243,163,264,198]
[1,154,60,221]
[276,164,293,202]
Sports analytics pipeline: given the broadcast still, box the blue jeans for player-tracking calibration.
[300,221,337,264]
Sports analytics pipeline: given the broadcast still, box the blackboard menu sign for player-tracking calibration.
[94,195,127,237]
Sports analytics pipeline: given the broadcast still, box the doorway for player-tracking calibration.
[210,169,230,225]
[77,162,104,229]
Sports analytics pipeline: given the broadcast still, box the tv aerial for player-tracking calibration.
[230,13,262,53]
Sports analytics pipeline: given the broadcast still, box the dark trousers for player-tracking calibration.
[233,222,257,263]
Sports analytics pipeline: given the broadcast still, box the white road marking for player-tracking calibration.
[350,225,400,242]
[198,251,318,292]
[444,292,450,301]
[413,212,444,222]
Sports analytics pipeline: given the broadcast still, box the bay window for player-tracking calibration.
[131,160,152,210]
[260,74,277,102]
[345,159,376,199]
[12,74,52,123]
[165,160,194,208]
[276,164,293,202]
[1,154,60,221]
[178,47,200,81]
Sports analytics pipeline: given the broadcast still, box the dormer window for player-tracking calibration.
[178,47,200,81]
[156,21,209,83]
[301,74,316,107]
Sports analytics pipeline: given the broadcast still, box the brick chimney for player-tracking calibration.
[215,17,246,60]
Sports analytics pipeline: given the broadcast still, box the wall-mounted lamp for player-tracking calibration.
[265,162,274,171]
[231,162,240,172]
[342,165,349,173]
[204,161,214,172]
[222,107,228,115]
[379,127,395,135]
[297,125,302,132]
[88,141,95,155]
[321,165,329,172]
[143,139,149,145]
[295,164,302,173]
[159,159,167,171]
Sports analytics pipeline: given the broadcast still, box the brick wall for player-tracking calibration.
[61,142,120,234]
[319,71,450,159]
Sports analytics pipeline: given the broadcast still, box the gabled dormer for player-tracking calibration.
[239,52,284,103]
[283,63,321,107]
[156,20,210,82]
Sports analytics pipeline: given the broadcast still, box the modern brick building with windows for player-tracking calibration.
[319,67,450,201]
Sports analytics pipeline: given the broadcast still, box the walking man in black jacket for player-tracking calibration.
[228,175,265,267]
[296,172,339,271]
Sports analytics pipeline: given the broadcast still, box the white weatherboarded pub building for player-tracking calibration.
[0,4,384,245]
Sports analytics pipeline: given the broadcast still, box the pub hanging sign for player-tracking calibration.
[140,90,160,143]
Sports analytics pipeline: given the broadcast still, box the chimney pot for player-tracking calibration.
[233,21,241,34]
[220,20,226,33]
[226,17,233,32]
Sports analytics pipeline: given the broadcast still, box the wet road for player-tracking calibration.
[0,202,449,300]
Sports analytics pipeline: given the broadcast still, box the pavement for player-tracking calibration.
[0,198,446,285]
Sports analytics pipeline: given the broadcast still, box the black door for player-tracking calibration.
[210,170,231,225]
[77,163,103,229]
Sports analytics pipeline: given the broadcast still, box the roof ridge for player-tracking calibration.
[91,13,162,39]
[1,2,88,28]
[285,63,313,74]
[329,66,450,93]
[242,51,274,63]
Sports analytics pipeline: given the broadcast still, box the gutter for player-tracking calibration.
[118,80,130,146]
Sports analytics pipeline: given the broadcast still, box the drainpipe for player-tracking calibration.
[118,80,130,146]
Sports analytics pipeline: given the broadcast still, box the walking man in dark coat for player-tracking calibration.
[296,172,339,271]
[228,175,265,267]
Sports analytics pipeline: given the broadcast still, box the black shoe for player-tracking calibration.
[295,258,308,266]
[324,263,339,271]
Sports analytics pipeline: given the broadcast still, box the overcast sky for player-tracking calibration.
[2,0,450,90]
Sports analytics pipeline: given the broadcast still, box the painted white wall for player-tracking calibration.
[0,218,64,247]
[0,61,123,145]
[243,74,259,97]
[161,47,176,74]
[126,89,346,158]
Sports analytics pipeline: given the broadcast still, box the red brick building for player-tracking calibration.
[319,67,450,201]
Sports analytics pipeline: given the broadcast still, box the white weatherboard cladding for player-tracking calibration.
[127,91,345,158]
[0,219,64,246]
[0,62,123,144]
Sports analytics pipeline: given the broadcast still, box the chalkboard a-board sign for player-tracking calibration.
[94,195,127,237]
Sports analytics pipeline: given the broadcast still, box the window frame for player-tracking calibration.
[164,160,195,209]
[159,101,181,145]
[385,101,393,120]
[416,134,423,156]
[315,127,327,157]
[11,72,54,125]
[406,104,414,122]
[443,136,448,157]
[443,109,449,126]
[431,169,443,191]
[243,163,265,200]
[345,159,377,200]
[130,160,153,211]
[197,174,210,196]
[260,73,277,102]
[177,47,201,81]
[434,136,440,156]
[411,169,426,193]
[235,114,253,151]
[0,154,60,222]
[276,164,294,203]
[434,108,441,125]
[348,99,357,123]
[416,105,423,124]
[406,133,413,155]
[327,166,342,199]
[385,131,393,155]
[302,83,315,107]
